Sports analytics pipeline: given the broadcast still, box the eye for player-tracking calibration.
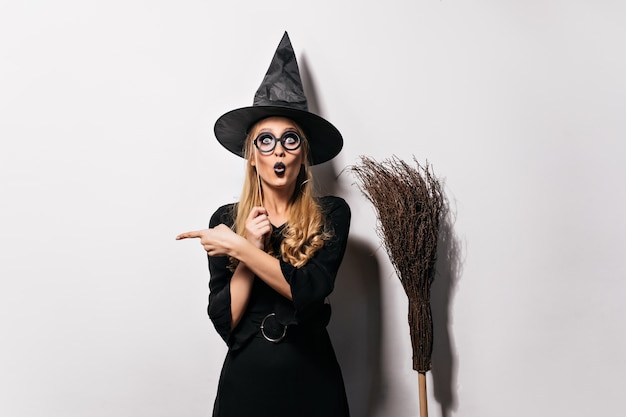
[282,132,300,147]
[258,134,275,146]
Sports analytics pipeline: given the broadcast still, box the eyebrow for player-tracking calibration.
[256,126,298,135]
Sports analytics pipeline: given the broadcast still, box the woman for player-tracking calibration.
[177,32,350,417]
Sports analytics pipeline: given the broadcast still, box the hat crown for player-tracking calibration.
[253,32,308,111]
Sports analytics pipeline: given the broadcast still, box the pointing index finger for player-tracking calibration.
[175,230,205,240]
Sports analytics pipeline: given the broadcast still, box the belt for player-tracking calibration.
[260,313,287,343]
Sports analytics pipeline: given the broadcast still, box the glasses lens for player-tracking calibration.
[254,131,302,153]
[255,133,276,153]
[281,132,301,150]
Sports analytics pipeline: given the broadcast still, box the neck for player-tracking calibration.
[261,187,294,226]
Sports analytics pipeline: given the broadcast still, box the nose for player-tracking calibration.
[273,141,286,156]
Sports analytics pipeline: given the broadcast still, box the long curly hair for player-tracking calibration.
[230,118,332,268]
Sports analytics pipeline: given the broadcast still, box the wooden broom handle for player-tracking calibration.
[418,372,428,417]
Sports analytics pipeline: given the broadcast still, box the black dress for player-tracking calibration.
[207,196,351,417]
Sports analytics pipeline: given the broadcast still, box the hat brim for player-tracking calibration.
[214,106,343,165]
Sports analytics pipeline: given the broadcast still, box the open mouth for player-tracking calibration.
[274,162,286,177]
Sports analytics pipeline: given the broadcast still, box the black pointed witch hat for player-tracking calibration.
[214,32,343,165]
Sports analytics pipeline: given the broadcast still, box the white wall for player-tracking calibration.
[2,1,625,416]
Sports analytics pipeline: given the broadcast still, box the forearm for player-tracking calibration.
[229,263,255,328]
[233,241,293,300]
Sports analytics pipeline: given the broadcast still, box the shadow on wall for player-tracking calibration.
[430,194,464,417]
[331,236,382,417]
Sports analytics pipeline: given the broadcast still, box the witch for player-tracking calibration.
[176,32,351,417]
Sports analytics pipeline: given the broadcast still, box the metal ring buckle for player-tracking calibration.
[260,313,287,343]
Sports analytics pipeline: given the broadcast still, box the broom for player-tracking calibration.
[352,156,444,417]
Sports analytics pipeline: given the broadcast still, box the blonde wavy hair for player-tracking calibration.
[229,118,332,268]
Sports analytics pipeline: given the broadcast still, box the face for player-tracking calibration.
[249,117,306,193]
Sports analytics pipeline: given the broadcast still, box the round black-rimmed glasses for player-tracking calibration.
[253,131,302,153]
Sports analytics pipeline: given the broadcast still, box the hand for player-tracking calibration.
[246,207,271,250]
[176,224,243,257]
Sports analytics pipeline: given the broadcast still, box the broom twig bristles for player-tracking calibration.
[352,155,444,372]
